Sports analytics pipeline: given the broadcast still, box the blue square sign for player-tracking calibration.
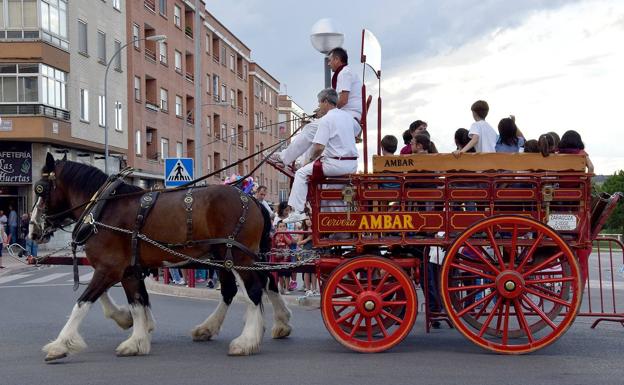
[164,158,194,188]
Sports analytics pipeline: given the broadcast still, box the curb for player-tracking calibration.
[145,277,321,308]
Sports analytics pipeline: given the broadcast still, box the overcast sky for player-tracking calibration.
[207,0,624,174]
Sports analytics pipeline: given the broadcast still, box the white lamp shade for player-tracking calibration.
[310,18,344,54]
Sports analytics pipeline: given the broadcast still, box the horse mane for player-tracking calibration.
[57,161,143,196]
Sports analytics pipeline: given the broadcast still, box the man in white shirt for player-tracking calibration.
[453,100,497,156]
[328,47,363,121]
[286,89,358,222]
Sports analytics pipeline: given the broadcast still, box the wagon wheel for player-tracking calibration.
[321,256,417,353]
[440,215,581,354]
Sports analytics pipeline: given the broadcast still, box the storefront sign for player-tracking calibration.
[0,142,32,184]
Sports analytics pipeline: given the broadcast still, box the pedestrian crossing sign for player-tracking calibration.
[164,158,194,187]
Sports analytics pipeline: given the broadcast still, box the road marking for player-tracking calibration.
[22,273,71,284]
[0,274,33,284]
[67,272,93,282]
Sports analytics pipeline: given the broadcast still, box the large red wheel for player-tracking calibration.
[321,256,417,353]
[441,215,582,354]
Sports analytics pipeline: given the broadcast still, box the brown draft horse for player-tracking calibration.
[29,153,292,361]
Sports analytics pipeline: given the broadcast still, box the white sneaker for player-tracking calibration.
[305,290,314,297]
[283,211,307,224]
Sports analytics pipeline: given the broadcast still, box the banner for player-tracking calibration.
[0,142,32,184]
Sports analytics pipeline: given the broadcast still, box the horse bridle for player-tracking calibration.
[32,171,74,238]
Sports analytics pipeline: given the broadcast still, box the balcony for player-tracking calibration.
[144,0,156,12]
[145,48,157,62]
[0,104,70,121]
[185,72,194,83]
[145,102,159,112]
[185,26,193,39]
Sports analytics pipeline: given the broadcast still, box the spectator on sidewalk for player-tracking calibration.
[274,221,295,294]
[7,205,17,248]
[255,185,275,220]
[19,213,29,248]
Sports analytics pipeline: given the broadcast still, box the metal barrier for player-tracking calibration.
[578,237,624,327]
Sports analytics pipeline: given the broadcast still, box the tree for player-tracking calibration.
[599,170,624,235]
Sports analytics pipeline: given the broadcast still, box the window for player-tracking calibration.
[174,50,182,72]
[160,88,168,111]
[244,96,248,114]
[161,138,169,160]
[176,142,183,157]
[206,115,211,135]
[159,0,166,16]
[80,88,89,121]
[173,5,181,27]
[78,20,88,55]
[205,34,210,54]
[230,89,235,108]
[220,123,227,142]
[135,130,142,155]
[254,113,259,128]
[0,64,36,103]
[98,95,106,126]
[269,91,272,106]
[175,95,182,117]
[114,101,122,131]
[112,0,121,11]
[220,84,226,102]
[114,40,122,71]
[132,24,140,48]
[97,30,106,63]
[212,74,219,101]
[206,74,210,93]
[40,64,66,108]
[159,41,167,64]
[206,155,212,172]
[133,76,141,100]
[220,46,226,66]
[40,0,68,48]
[229,54,235,71]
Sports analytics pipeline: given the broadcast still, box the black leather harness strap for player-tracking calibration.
[129,191,160,276]
[184,188,194,244]
[223,193,250,270]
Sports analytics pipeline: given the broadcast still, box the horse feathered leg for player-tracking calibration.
[116,276,153,356]
[228,271,265,356]
[100,291,133,330]
[264,273,292,339]
[43,270,113,362]
[191,269,235,341]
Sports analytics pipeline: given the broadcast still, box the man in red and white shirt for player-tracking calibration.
[327,47,363,122]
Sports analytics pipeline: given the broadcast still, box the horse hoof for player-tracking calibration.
[115,337,151,357]
[272,324,292,339]
[228,339,259,356]
[44,352,68,362]
[191,326,214,342]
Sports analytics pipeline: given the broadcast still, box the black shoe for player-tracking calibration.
[206,280,214,289]
[431,321,441,329]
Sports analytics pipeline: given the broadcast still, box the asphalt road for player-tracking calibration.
[1,266,623,385]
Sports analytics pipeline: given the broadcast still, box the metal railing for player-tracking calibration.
[144,0,155,12]
[145,48,156,62]
[0,104,70,121]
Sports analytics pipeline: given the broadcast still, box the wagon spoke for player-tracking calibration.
[367,267,373,290]
[331,301,357,309]
[463,240,501,274]
[513,298,534,343]
[374,271,390,293]
[525,276,575,285]
[382,300,407,307]
[336,308,358,324]
[349,315,363,338]
[380,283,402,298]
[448,282,495,293]
[520,294,558,330]
[525,286,572,308]
[477,297,502,337]
[486,227,506,268]
[349,271,365,293]
[336,283,358,298]
[381,309,404,324]
[457,290,497,318]
[366,316,373,341]
[516,232,545,272]
[527,281,566,299]
[474,292,496,321]
[501,300,511,346]
[522,251,564,277]
[508,225,518,269]
[450,263,496,281]
[375,315,389,337]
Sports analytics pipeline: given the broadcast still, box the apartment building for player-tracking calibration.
[126,0,254,191]
[248,62,280,203]
[277,94,305,202]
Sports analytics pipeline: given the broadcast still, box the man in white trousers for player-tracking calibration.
[285,88,358,223]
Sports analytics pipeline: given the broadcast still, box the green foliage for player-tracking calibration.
[599,170,624,234]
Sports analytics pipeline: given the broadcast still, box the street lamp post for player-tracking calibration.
[104,34,167,174]
[310,18,344,88]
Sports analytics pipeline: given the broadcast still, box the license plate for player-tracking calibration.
[547,214,577,231]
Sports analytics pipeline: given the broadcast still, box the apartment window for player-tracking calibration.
[229,54,235,71]
[212,74,219,100]
[161,138,169,159]
[174,50,182,72]
[135,130,142,155]
[206,74,210,93]
[0,64,34,103]
[3,0,36,29]
[205,34,210,54]
[132,24,140,48]
[220,46,226,66]
[97,30,106,63]
[175,95,182,117]
[40,64,66,108]
[114,101,122,131]
[206,115,211,135]
[114,40,122,71]
[112,0,121,11]
[176,142,183,157]
[133,76,141,100]
[230,126,235,143]
[159,88,168,111]
[77,20,88,55]
[159,0,166,16]
[220,123,227,142]
[159,41,167,64]
[206,155,212,173]
[173,5,181,27]
[98,95,106,126]
[254,113,259,128]
[269,91,272,106]
[244,96,248,114]
[230,89,235,107]
[40,0,68,48]
[80,88,89,121]
[220,84,226,102]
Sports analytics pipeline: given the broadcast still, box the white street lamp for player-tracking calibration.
[310,18,344,88]
[104,34,167,174]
